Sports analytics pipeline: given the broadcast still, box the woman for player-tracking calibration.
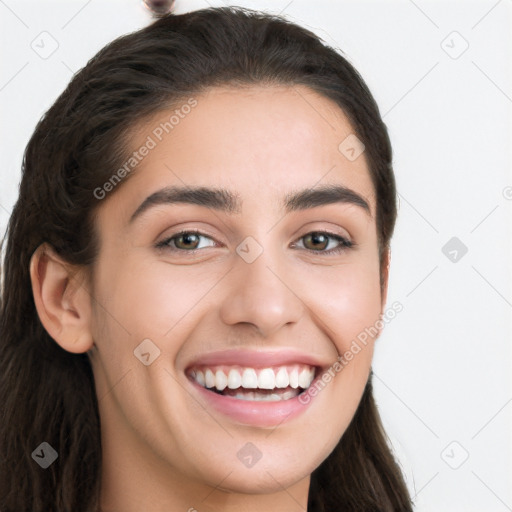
[0,6,414,511]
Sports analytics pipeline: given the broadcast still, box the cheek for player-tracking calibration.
[336,275,382,350]
[300,258,382,351]
[91,253,223,349]
[317,268,380,382]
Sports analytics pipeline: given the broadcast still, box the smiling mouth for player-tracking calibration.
[187,364,317,402]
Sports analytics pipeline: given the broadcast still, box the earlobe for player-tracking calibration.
[29,243,94,354]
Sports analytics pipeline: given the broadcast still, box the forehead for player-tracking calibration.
[101,84,375,221]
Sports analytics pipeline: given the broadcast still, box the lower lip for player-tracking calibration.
[188,377,317,427]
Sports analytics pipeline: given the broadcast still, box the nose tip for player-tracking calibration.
[219,254,304,339]
[142,0,175,16]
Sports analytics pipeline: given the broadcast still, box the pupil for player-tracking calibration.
[308,233,327,250]
[180,233,198,248]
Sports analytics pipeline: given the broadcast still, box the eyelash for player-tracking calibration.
[155,229,354,255]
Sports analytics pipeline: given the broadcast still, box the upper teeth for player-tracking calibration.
[190,365,316,392]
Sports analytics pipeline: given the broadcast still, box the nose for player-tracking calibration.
[219,244,305,338]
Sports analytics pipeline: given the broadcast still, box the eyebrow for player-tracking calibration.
[128,184,371,224]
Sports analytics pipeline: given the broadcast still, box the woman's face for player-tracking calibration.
[87,85,385,501]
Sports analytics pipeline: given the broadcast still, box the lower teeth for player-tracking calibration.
[210,386,300,401]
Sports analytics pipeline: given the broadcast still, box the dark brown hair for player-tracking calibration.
[0,6,413,511]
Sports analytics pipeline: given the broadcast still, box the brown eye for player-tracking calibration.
[303,232,329,251]
[294,231,353,254]
[174,232,200,250]
[155,230,217,252]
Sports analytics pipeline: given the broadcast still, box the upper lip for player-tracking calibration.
[184,348,331,371]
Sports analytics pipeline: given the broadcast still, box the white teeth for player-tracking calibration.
[205,369,215,388]
[227,368,242,389]
[281,389,297,400]
[215,370,228,391]
[275,367,289,388]
[195,370,205,387]
[298,368,313,389]
[231,388,300,402]
[289,368,299,389]
[258,368,275,389]
[194,364,316,395]
[241,368,258,389]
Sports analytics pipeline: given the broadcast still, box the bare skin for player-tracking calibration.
[30,84,389,512]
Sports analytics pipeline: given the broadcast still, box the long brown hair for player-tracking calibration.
[0,7,413,511]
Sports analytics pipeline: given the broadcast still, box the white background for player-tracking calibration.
[1,1,511,511]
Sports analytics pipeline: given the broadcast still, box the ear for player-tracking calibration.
[380,246,391,311]
[29,243,94,354]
